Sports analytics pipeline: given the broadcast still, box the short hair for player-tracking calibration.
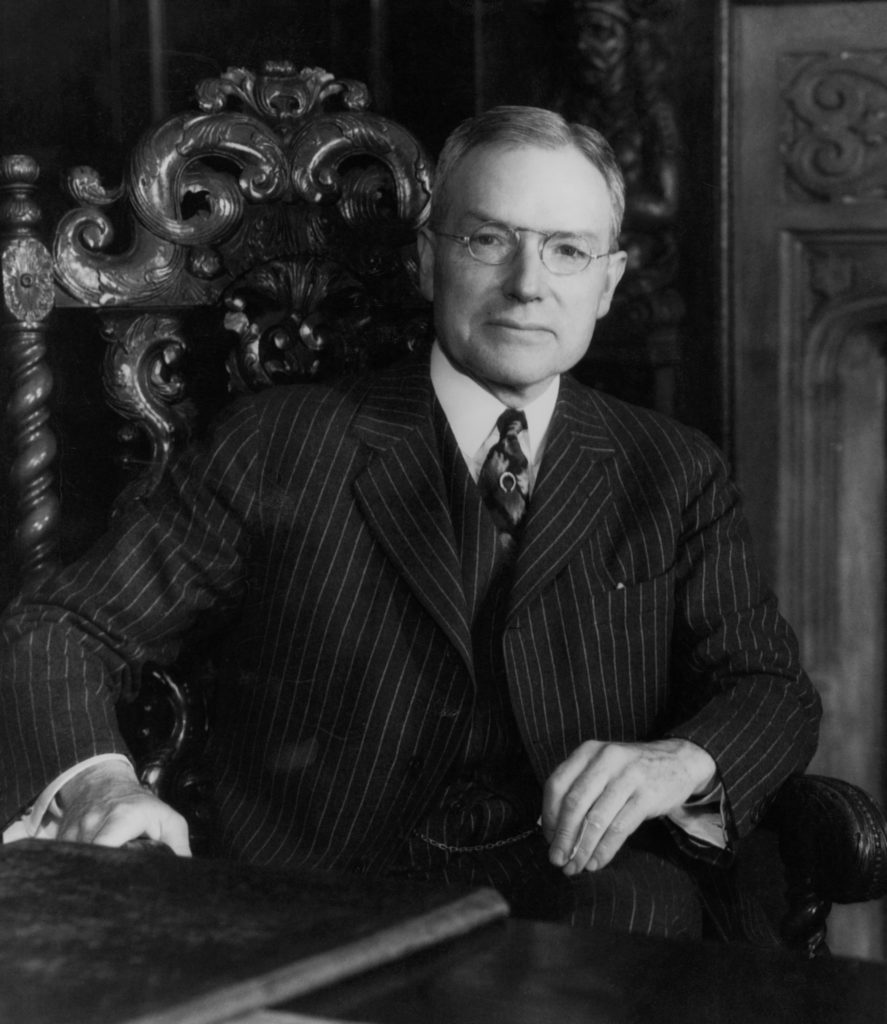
[431,105,626,245]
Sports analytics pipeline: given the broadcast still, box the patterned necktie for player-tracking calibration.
[479,409,529,537]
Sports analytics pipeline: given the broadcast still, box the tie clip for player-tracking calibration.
[499,471,518,493]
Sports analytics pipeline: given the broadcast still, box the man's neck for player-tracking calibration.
[430,340,559,474]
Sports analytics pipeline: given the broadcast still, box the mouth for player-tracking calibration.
[487,318,554,335]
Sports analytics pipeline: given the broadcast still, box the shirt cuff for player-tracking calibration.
[665,780,729,849]
[2,753,136,844]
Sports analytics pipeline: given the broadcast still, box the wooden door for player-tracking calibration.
[724,0,887,960]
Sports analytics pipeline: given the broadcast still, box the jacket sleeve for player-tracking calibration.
[663,436,821,849]
[0,398,262,826]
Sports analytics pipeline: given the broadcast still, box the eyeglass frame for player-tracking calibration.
[429,220,616,276]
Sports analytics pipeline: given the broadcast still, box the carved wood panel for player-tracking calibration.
[726,0,887,961]
[780,48,887,203]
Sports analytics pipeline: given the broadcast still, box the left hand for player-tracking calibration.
[55,761,192,856]
[541,738,717,875]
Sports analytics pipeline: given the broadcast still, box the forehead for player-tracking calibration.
[443,143,613,238]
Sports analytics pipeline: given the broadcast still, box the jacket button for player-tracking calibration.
[407,756,424,775]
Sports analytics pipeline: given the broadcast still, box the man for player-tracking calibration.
[0,107,820,938]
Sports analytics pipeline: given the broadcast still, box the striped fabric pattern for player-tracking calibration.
[0,358,821,879]
[402,402,540,852]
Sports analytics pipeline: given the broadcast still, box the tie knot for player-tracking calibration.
[496,408,527,441]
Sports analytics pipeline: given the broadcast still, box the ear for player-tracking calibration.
[416,227,435,302]
[595,249,628,319]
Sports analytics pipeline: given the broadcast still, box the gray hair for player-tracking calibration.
[431,105,626,245]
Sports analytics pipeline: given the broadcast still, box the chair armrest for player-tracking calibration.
[769,774,887,955]
[116,663,214,853]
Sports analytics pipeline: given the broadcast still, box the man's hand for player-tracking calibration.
[56,760,191,856]
[541,738,717,875]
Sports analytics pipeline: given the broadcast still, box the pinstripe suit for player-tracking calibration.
[0,358,820,891]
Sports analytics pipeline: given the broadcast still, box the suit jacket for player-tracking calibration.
[0,358,821,872]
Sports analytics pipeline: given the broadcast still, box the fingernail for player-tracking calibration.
[551,849,567,867]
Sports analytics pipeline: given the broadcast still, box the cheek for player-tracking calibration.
[436,266,489,317]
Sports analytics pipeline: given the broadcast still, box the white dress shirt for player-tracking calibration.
[430,339,558,490]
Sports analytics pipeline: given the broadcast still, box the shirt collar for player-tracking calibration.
[429,339,559,468]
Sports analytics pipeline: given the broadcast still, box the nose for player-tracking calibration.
[502,234,545,302]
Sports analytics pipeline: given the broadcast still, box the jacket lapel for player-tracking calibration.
[509,376,616,618]
[350,362,474,673]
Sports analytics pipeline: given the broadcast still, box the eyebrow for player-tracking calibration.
[462,211,605,242]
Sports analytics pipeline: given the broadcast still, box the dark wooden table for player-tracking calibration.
[287,916,887,1024]
[2,840,884,1024]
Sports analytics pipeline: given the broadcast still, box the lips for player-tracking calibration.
[487,317,553,333]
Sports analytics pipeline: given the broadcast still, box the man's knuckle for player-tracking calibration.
[554,825,575,844]
[562,791,585,816]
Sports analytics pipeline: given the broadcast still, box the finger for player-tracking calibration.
[144,812,192,858]
[563,811,614,874]
[562,782,634,873]
[548,769,610,867]
[569,790,639,872]
[541,741,604,841]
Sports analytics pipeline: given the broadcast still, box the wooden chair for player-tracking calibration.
[1,60,885,959]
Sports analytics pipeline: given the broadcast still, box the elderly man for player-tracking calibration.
[0,106,820,938]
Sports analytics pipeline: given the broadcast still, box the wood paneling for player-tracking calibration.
[725,0,887,959]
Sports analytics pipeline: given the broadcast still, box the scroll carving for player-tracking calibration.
[195,62,371,129]
[100,313,194,499]
[54,62,432,310]
[51,61,433,499]
[782,51,887,202]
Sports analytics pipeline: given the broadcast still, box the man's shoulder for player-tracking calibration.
[228,357,431,431]
[562,376,726,471]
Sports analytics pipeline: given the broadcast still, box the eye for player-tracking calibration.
[548,235,592,262]
[470,223,512,251]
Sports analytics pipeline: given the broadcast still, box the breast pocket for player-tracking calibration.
[587,569,675,693]
[519,567,677,759]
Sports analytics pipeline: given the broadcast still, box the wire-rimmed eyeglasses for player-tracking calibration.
[432,221,613,276]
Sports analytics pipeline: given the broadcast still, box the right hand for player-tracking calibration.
[56,760,191,856]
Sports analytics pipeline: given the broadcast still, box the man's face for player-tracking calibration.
[417,143,626,405]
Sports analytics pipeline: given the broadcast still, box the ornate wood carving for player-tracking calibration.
[50,62,434,487]
[54,62,431,309]
[556,0,684,408]
[0,155,59,589]
[100,313,194,500]
[781,50,887,202]
[2,237,54,327]
[774,775,887,958]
